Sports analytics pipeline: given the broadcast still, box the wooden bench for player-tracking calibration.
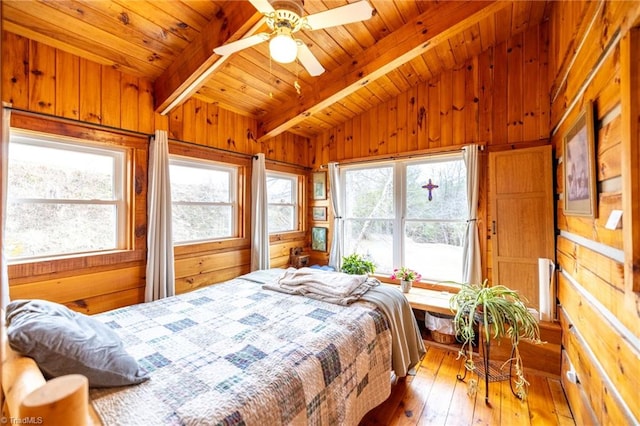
[382,283,454,315]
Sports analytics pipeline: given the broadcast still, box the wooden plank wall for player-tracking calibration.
[308,22,550,274]
[1,32,161,134]
[2,31,310,313]
[548,1,640,424]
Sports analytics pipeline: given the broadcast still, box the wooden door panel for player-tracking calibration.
[495,260,538,307]
[493,149,549,194]
[490,145,555,309]
[495,197,549,257]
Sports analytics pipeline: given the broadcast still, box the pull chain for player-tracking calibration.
[269,56,274,99]
[294,59,301,95]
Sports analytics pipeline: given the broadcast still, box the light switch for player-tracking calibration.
[605,209,623,230]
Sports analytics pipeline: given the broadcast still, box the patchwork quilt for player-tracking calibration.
[90,275,392,425]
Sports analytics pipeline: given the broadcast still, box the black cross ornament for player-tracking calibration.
[422,178,439,201]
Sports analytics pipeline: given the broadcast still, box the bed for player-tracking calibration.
[3,268,425,425]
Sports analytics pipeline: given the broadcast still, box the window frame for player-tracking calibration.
[7,130,128,261]
[168,141,250,258]
[266,170,299,234]
[341,153,467,282]
[169,155,239,244]
[7,112,146,278]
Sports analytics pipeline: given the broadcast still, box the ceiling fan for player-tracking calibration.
[212,0,375,77]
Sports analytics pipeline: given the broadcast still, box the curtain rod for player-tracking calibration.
[319,144,485,168]
[171,143,311,171]
[4,106,311,171]
[4,105,152,139]
[6,105,251,160]
[170,137,254,161]
[253,154,312,171]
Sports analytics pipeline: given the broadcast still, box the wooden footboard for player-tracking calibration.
[2,329,102,425]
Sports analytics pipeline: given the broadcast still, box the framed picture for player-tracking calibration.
[563,101,597,218]
[312,206,327,221]
[311,226,328,252]
[312,171,327,200]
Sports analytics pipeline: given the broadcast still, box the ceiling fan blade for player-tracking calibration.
[304,0,374,31]
[213,33,270,56]
[297,42,325,76]
[248,0,275,14]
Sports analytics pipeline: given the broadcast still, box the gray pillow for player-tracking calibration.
[6,299,149,387]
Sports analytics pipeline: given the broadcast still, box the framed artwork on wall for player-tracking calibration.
[563,100,597,218]
[312,206,327,221]
[311,227,328,252]
[312,171,327,200]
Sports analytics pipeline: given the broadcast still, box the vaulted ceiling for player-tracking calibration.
[2,0,550,140]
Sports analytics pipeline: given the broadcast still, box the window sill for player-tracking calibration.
[373,274,461,294]
[8,249,145,279]
[8,248,139,265]
[174,237,250,256]
[269,231,305,242]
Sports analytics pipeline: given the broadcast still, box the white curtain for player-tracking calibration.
[251,153,270,271]
[1,107,11,309]
[462,144,482,284]
[145,130,175,302]
[327,162,343,271]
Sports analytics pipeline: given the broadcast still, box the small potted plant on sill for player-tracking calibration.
[341,253,376,275]
[390,266,422,293]
[449,280,542,401]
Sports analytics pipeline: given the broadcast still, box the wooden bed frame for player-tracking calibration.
[2,328,101,425]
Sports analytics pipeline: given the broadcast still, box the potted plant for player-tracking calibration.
[449,280,542,400]
[390,266,422,293]
[341,253,375,275]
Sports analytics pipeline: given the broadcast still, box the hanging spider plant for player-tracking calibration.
[449,279,542,399]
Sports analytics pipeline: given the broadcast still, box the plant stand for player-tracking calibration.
[456,330,521,405]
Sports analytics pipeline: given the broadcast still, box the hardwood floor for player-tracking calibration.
[361,343,575,426]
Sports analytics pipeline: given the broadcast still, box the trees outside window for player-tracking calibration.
[343,166,394,272]
[266,172,298,233]
[342,154,466,282]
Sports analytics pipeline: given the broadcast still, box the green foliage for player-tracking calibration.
[449,280,542,400]
[450,280,540,346]
[341,253,376,275]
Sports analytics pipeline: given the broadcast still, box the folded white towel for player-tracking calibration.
[263,267,379,305]
[277,267,367,298]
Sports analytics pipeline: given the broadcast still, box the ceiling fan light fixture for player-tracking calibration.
[213,0,374,77]
[269,32,298,63]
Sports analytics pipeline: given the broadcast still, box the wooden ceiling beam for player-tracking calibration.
[256,0,509,141]
[153,1,263,114]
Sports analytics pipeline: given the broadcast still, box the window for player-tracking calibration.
[266,172,298,233]
[170,157,237,243]
[342,154,467,282]
[6,131,126,260]
[343,165,394,270]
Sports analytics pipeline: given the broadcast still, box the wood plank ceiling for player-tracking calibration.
[2,0,550,140]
